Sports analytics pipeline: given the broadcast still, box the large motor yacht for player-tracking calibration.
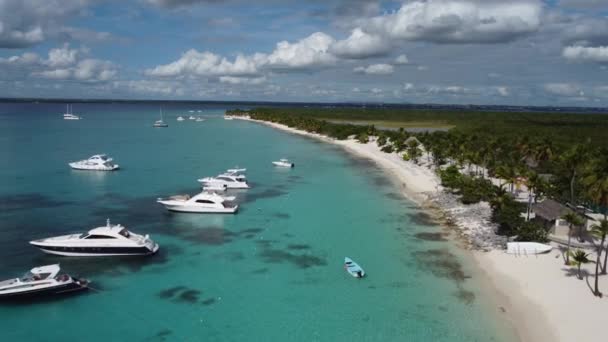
[198,170,249,189]
[29,219,159,256]
[69,154,119,171]
[157,191,238,213]
[0,264,89,300]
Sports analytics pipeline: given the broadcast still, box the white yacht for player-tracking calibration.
[157,192,238,213]
[272,158,295,168]
[69,154,119,171]
[153,108,168,127]
[189,115,196,120]
[224,116,234,120]
[195,117,205,122]
[198,172,249,189]
[203,183,228,192]
[63,104,81,120]
[29,219,159,256]
[177,116,185,121]
[0,265,89,299]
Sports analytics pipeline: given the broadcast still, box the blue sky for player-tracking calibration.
[1,0,607,106]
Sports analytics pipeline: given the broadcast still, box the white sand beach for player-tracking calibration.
[236,116,608,342]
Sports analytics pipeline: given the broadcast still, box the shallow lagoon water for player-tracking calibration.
[0,102,515,341]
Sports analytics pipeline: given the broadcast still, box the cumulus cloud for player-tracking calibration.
[394,54,409,64]
[145,50,260,77]
[365,0,542,44]
[2,44,119,82]
[0,0,93,48]
[558,0,605,9]
[562,46,608,63]
[544,83,584,97]
[219,76,266,85]
[353,63,394,75]
[46,44,83,67]
[146,32,337,79]
[144,0,219,9]
[0,52,41,65]
[264,32,336,69]
[330,28,390,59]
[114,79,179,95]
[496,86,509,96]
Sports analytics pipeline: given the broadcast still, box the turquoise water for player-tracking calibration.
[0,103,515,341]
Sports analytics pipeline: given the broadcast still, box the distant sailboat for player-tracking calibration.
[153,108,168,128]
[63,104,81,120]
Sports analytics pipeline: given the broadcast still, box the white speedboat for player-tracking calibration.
[153,108,168,127]
[177,116,185,121]
[203,183,228,192]
[195,117,205,122]
[506,242,552,255]
[63,104,81,120]
[29,219,159,256]
[69,154,119,171]
[0,265,89,300]
[157,192,238,213]
[344,257,365,278]
[198,172,249,189]
[272,159,294,168]
[189,115,196,120]
[224,116,234,120]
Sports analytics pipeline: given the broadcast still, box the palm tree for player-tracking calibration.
[590,220,608,296]
[560,143,591,208]
[562,213,584,265]
[583,157,608,273]
[569,249,591,279]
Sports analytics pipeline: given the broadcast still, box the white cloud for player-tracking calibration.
[330,28,390,59]
[0,52,40,65]
[0,0,94,48]
[544,83,584,97]
[394,54,409,65]
[46,44,82,67]
[145,49,260,77]
[114,80,177,95]
[365,0,542,44]
[37,68,71,79]
[496,86,509,96]
[403,83,414,91]
[264,32,336,69]
[219,76,266,85]
[562,46,608,63]
[354,63,394,75]
[427,85,472,94]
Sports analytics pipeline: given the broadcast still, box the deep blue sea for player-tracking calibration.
[0,102,516,341]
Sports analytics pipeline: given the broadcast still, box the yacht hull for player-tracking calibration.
[69,163,119,171]
[0,280,88,300]
[31,244,159,256]
[159,203,238,214]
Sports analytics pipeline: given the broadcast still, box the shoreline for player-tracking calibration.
[236,116,608,342]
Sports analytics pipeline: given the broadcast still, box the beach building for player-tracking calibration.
[530,199,574,236]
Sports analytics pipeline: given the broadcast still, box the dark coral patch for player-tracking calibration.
[286,244,310,250]
[273,212,291,219]
[412,249,467,283]
[158,286,186,299]
[414,232,447,242]
[258,248,326,269]
[453,289,475,305]
[177,289,201,304]
[409,212,437,226]
[0,193,71,212]
[251,268,269,274]
[201,298,217,306]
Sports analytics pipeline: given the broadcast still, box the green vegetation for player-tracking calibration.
[569,250,591,280]
[229,107,608,292]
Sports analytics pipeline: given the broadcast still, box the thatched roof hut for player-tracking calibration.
[532,199,573,221]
